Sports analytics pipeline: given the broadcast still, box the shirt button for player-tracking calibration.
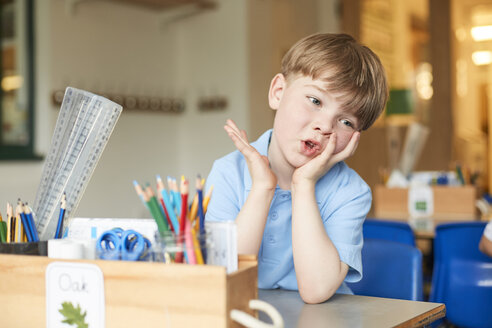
[268,234,276,244]
[281,194,290,199]
[271,211,278,220]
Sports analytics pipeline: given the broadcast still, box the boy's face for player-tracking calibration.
[268,73,359,169]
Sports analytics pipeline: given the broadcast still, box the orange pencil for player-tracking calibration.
[189,176,202,225]
[203,185,214,213]
[192,227,204,264]
[189,193,199,224]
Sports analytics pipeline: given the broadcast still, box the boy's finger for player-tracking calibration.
[240,129,249,143]
[224,126,249,149]
[319,133,337,160]
[225,119,251,144]
[224,125,259,161]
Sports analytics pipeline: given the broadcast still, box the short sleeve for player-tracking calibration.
[204,156,243,223]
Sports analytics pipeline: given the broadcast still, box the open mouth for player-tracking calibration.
[305,140,317,149]
[302,139,321,155]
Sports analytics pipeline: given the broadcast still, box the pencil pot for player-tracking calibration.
[0,241,48,256]
[153,230,213,265]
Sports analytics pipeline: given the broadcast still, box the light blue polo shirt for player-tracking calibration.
[205,129,370,294]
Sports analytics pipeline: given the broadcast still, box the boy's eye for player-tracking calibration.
[308,96,321,106]
[340,119,354,128]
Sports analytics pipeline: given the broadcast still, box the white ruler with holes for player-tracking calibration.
[32,87,122,240]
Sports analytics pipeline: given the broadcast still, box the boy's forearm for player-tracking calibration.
[235,187,275,255]
[291,181,348,304]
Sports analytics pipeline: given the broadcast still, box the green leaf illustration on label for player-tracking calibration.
[59,301,89,328]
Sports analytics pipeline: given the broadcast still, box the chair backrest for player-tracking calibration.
[363,218,416,246]
[346,238,424,301]
[430,222,492,328]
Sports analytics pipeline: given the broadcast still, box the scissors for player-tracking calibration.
[96,228,151,261]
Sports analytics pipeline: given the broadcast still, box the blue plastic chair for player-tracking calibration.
[347,238,424,301]
[363,218,416,246]
[430,222,492,328]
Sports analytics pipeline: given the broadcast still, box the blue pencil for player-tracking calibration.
[17,201,33,242]
[168,176,181,216]
[133,180,150,209]
[55,194,66,239]
[196,177,207,262]
[24,203,39,242]
[197,184,205,235]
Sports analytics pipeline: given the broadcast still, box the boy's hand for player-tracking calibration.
[224,119,277,190]
[292,132,360,186]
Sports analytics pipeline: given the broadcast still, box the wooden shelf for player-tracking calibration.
[65,0,217,23]
[107,0,216,10]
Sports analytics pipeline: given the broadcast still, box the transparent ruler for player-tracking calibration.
[32,87,123,240]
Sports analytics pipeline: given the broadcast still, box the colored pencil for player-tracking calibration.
[175,177,189,264]
[143,184,169,234]
[133,180,148,208]
[15,208,21,242]
[157,175,179,233]
[17,200,33,242]
[23,203,39,242]
[185,214,196,265]
[168,177,181,216]
[197,182,205,235]
[189,193,199,225]
[156,175,176,233]
[191,226,204,264]
[6,203,12,243]
[158,196,174,232]
[0,210,6,243]
[55,194,66,239]
[203,185,214,213]
[179,177,189,236]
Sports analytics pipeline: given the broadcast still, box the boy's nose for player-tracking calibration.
[313,119,334,135]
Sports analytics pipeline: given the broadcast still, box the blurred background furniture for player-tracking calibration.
[364,218,416,246]
[430,222,492,328]
[347,238,424,301]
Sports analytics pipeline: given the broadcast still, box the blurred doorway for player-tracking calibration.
[452,0,492,194]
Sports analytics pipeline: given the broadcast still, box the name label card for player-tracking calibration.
[46,262,105,328]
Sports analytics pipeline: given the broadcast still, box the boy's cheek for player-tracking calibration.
[334,141,348,154]
[333,135,355,154]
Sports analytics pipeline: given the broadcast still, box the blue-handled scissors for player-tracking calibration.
[96,228,151,261]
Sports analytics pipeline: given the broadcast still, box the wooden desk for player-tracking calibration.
[258,289,445,328]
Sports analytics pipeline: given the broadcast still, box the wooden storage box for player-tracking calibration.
[374,185,477,220]
[0,254,257,328]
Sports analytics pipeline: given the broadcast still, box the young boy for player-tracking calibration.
[205,33,388,304]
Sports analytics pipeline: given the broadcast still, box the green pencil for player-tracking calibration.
[0,221,6,243]
[144,184,169,234]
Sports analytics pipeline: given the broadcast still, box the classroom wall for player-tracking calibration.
[0,0,339,220]
[50,0,249,218]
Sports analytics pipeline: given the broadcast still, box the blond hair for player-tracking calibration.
[281,33,388,130]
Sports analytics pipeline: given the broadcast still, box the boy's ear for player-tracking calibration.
[268,73,286,110]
